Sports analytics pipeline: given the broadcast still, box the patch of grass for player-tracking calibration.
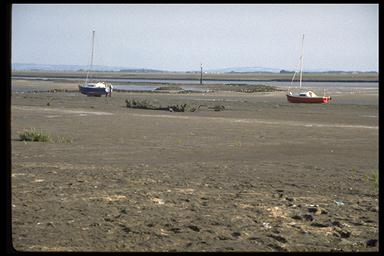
[365,170,379,190]
[54,136,73,144]
[223,84,280,93]
[18,128,73,143]
[155,85,183,91]
[19,128,51,142]
[371,170,379,189]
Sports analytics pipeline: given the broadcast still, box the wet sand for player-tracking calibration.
[11,80,378,252]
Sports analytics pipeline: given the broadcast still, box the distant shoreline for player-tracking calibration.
[11,75,379,83]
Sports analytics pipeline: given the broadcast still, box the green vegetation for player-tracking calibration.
[365,170,379,190]
[155,85,183,91]
[125,99,190,112]
[125,99,156,109]
[373,172,379,188]
[370,170,379,189]
[55,136,73,144]
[18,128,73,143]
[19,128,51,142]
[125,99,222,113]
[223,84,280,93]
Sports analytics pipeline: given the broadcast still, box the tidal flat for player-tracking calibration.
[11,77,378,252]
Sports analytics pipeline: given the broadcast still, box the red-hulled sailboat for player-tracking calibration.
[286,34,331,104]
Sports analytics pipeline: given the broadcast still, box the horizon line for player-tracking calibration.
[11,62,379,73]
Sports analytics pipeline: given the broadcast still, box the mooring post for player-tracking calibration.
[200,63,203,85]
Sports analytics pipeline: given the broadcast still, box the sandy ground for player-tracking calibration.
[11,80,378,252]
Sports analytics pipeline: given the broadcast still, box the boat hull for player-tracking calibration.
[79,85,107,96]
[286,94,331,103]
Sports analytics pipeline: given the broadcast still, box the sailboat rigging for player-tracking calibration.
[286,34,331,104]
[79,30,113,97]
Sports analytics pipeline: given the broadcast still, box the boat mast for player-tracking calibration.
[299,34,304,89]
[85,30,95,85]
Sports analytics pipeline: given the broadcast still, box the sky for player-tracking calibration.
[12,4,378,72]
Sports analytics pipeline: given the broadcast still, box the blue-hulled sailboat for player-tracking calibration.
[79,30,113,97]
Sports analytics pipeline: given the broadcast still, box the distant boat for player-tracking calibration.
[286,34,331,104]
[79,30,113,97]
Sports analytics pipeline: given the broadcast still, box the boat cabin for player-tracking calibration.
[299,91,318,97]
[86,82,107,88]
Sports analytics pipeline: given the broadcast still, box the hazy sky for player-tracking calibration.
[12,4,378,71]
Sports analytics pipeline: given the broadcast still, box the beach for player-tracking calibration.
[11,78,378,252]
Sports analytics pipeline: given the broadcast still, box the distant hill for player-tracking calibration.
[12,63,377,74]
[205,66,282,73]
[205,66,378,74]
[11,63,164,73]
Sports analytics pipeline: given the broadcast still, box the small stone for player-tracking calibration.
[268,234,287,243]
[188,225,200,232]
[231,232,241,237]
[218,235,231,240]
[335,200,345,206]
[310,221,330,227]
[120,208,129,214]
[331,220,343,227]
[302,214,314,221]
[366,239,378,247]
[291,214,303,220]
[307,207,317,212]
[248,236,261,241]
[286,197,295,202]
[262,222,272,229]
[46,222,55,227]
[370,206,379,212]
[169,227,182,233]
[335,228,351,238]
[122,227,131,233]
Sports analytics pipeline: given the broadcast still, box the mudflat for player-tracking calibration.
[11,80,378,252]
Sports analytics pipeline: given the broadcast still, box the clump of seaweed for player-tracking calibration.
[209,105,225,111]
[166,104,187,112]
[125,99,204,112]
[125,99,156,110]
[125,99,226,113]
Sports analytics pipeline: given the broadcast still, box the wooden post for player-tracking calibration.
[200,63,203,85]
